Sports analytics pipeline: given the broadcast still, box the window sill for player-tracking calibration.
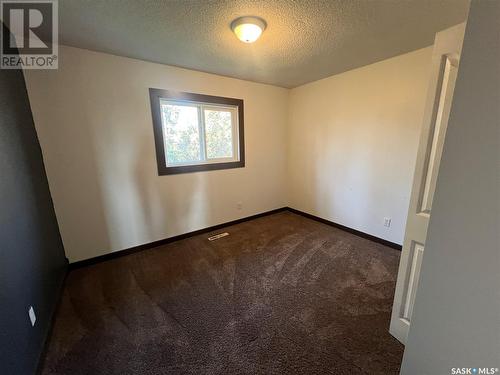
[158,160,245,175]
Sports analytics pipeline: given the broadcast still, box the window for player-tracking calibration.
[149,88,245,175]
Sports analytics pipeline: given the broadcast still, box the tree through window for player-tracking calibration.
[149,89,244,175]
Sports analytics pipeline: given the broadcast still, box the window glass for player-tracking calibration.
[204,109,234,159]
[161,103,201,165]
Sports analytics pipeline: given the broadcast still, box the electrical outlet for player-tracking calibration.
[28,306,36,327]
[236,202,243,210]
[384,217,392,228]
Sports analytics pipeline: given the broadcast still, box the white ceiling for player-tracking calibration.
[58,0,469,88]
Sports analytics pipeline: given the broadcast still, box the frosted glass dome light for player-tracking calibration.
[231,16,266,43]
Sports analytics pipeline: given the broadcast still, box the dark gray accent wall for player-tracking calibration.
[0,29,68,374]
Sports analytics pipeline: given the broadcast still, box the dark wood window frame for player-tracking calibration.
[149,88,245,175]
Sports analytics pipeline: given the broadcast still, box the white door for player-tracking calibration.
[390,23,466,344]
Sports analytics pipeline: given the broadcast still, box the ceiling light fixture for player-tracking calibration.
[231,16,266,43]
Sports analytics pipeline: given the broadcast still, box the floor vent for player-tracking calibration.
[208,232,229,241]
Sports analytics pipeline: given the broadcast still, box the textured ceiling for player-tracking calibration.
[58,0,470,88]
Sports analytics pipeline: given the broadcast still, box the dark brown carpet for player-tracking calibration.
[41,211,403,375]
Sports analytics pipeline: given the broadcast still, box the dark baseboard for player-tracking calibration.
[69,207,288,269]
[69,205,401,269]
[286,207,402,250]
[36,260,69,374]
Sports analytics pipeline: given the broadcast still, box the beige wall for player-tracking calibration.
[287,47,432,244]
[26,44,434,262]
[24,46,288,262]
